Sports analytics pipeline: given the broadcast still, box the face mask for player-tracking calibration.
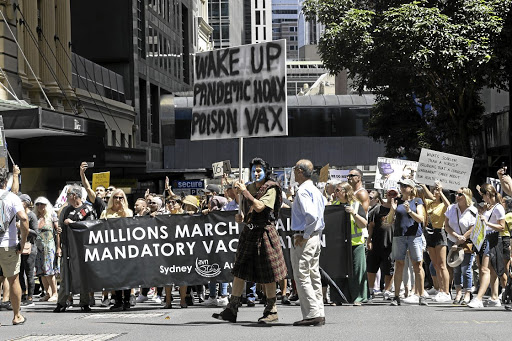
[252,165,265,182]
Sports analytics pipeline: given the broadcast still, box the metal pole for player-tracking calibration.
[238,137,243,213]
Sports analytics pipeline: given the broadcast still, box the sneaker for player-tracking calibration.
[217,296,229,307]
[247,300,256,307]
[433,292,452,303]
[427,287,439,296]
[204,296,218,306]
[419,297,429,306]
[390,297,401,306]
[21,300,35,307]
[100,298,110,307]
[110,298,116,305]
[402,295,419,304]
[467,297,484,308]
[48,295,58,302]
[147,288,155,297]
[258,311,279,324]
[281,296,291,305]
[129,295,136,307]
[422,291,430,299]
[136,295,148,303]
[40,294,50,302]
[487,298,502,307]
[198,293,205,303]
[383,291,393,301]
[153,295,162,304]
[109,304,123,312]
[289,294,299,302]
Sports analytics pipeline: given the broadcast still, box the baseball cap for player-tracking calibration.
[19,194,32,204]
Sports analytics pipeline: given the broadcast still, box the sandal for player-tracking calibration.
[12,315,26,325]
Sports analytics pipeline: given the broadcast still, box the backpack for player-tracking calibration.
[0,191,14,235]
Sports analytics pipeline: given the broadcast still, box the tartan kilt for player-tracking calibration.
[231,222,288,283]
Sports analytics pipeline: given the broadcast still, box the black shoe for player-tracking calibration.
[293,316,325,326]
[212,308,237,323]
[53,303,66,313]
[247,300,256,307]
[281,296,291,305]
[289,294,299,302]
[110,304,123,312]
[185,295,194,306]
[81,305,92,312]
[390,297,401,306]
[123,302,131,311]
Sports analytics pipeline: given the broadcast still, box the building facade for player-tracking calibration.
[208,0,243,49]
[272,0,299,60]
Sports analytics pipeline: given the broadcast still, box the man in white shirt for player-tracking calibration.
[0,167,29,326]
[290,159,326,326]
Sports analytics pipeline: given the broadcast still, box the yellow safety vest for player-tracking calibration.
[350,201,364,246]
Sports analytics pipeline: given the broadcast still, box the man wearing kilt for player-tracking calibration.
[213,157,287,324]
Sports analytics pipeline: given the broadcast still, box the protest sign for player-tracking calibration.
[374,157,418,190]
[212,160,232,178]
[329,169,349,183]
[470,215,486,251]
[65,207,352,292]
[92,172,110,190]
[487,177,503,195]
[319,164,329,183]
[191,40,288,140]
[416,148,474,191]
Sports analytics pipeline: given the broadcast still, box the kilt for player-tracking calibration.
[231,222,288,283]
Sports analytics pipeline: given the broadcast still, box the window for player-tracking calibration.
[256,11,260,25]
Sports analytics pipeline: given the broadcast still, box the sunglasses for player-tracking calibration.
[66,193,74,197]
[335,189,344,193]
[113,196,124,200]
[399,184,408,188]
[107,188,115,191]
[456,192,464,197]
[346,174,358,178]
[149,201,158,205]
[35,203,46,206]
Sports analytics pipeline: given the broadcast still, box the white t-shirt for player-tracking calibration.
[445,204,478,243]
[483,203,506,234]
[0,189,24,248]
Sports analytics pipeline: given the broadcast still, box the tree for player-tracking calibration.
[302,0,512,158]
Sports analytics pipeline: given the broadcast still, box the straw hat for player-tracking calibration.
[447,247,464,267]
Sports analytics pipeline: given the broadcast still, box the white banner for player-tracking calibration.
[191,40,288,141]
[374,157,418,190]
[416,148,474,191]
[329,169,349,183]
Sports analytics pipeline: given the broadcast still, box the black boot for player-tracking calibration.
[212,295,240,323]
[258,297,278,324]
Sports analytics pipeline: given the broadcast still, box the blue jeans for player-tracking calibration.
[392,236,423,262]
[448,240,474,289]
[208,282,228,298]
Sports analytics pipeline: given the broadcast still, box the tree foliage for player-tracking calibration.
[302,0,512,158]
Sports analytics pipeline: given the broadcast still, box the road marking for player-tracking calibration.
[442,320,504,325]
[10,334,122,341]
[81,313,166,319]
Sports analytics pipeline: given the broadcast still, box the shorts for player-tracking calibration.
[0,247,21,277]
[502,235,510,259]
[367,248,394,276]
[426,229,448,248]
[392,236,423,262]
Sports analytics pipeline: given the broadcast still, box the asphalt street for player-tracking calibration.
[1,293,510,341]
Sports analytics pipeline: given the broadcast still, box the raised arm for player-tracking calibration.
[80,162,96,203]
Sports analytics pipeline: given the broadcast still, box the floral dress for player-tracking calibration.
[35,212,59,276]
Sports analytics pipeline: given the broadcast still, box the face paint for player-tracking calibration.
[252,165,265,182]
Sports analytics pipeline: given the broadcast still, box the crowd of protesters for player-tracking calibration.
[2,159,512,327]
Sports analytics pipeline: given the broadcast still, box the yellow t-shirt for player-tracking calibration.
[424,199,447,229]
[501,212,512,237]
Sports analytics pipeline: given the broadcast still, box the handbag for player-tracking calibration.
[21,241,32,255]
[456,209,473,254]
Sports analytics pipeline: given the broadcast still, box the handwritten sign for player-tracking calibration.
[470,215,486,251]
[374,157,418,190]
[212,160,232,178]
[191,40,288,140]
[92,172,110,191]
[416,148,474,191]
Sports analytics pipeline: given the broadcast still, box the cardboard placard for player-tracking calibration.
[470,215,486,252]
[329,169,349,183]
[191,40,288,140]
[374,157,418,190]
[212,160,232,178]
[92,172,111,191]
[319,164,329,183]
[416,148,474,191]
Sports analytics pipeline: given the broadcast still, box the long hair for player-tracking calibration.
[33,196,54,222]
[105,189,133,217]
[249,157,272,181]
[481,183,502,204]
[459,187,474,207]
[337,182,355,203]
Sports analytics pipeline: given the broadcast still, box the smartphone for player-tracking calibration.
[86,161,95,168]
[502,162,507,174]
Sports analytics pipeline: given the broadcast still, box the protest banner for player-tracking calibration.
[487,177,503,195]
[416,148,474,192]
[470,215,486,251]
[92,172,110,190]
[374,157,418,190]
[319,164,329,183]
[65,207,352,292]
[191,40,288,140]
[329,169,349,183]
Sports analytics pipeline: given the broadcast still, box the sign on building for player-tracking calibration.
[173,180,205,196]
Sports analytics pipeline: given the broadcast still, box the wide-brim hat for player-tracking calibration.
[182,195,199,209]
[447,247,464,267]
[398,178,416,188]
